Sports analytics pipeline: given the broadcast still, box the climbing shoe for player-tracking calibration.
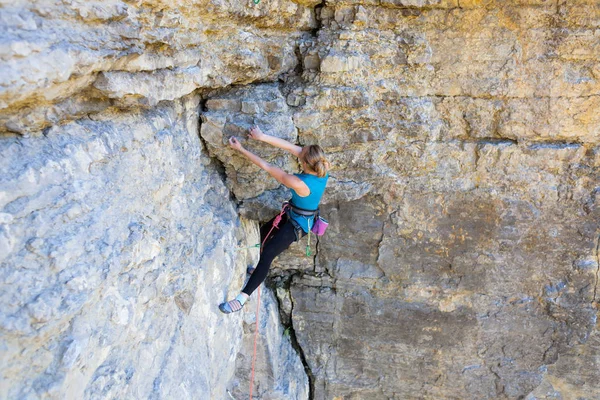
[219,299,244,314]
[247,266,255,275]
[219,293,248,314]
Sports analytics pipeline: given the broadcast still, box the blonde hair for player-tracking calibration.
[300,145,330,178]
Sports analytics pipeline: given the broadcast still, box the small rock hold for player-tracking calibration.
[241,101,260,114]
[286,94,305,107]
[264,100,286,113]
[0,213,14,224]
[175,290,195,314]
[111,306,130,326]
[61,340,81,369]
[320,52,365,73]
[205,99,241,112]
[303,54,320,70]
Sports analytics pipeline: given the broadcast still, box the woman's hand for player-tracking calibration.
[229,136,243,152]
[248,125,265,141]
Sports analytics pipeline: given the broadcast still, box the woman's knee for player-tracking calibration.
[255,251,278,271]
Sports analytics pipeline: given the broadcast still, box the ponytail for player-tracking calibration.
[301,145,329,177]
[314,159,328,178]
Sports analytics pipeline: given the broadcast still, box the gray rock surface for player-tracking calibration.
[272,1,600,398]
[230,287,309,400]
[0,0,315,134]
[200,83,300,201]
[1,0,600,399]
[0,95,307,399]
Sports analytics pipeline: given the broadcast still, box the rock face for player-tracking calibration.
[1,1,600,400]
[278,1,600,398]
[201,84,300,201]
[0,95,308,399]
[0,0,316,134]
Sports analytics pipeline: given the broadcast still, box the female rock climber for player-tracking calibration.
[219,126,330,314]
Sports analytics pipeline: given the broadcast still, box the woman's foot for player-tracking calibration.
[219,293,249,314]
[247,266,255,275]
[219,299,244,314]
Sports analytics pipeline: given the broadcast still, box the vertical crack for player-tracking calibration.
[374,216,388,280]
[312,0,326,38]
[289,294,316,400]
[490,367,505,397]
[197,98,239,204]
[474,143,481,171]
[270,276,315,400]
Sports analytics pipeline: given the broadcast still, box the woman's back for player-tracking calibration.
[289,172,329,232]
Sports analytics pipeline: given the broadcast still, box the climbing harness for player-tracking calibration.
[286,202,327,257]
[288,202,319,217]
[285,201,319,256]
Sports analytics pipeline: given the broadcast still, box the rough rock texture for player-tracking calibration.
[275,1,600,398]
[0,95,308,399]
[0,0,317,134]
[231,287,309,400]
[1,1,317,399]
[2,0,600,399]
[201,84,301,202]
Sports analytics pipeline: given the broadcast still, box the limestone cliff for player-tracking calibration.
[1,1,599,399]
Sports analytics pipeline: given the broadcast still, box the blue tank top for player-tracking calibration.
[289,172,329,233]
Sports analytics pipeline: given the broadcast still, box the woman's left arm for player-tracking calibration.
[229,137,309,196]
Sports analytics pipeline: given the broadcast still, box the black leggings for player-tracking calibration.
[242,213,307,296]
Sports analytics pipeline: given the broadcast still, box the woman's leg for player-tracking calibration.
[242,216,297,296]
[260,214,279,243]
[246,213,282,275]
[219,214,301,314]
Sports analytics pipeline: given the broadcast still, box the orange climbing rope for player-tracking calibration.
[249,203,290,400]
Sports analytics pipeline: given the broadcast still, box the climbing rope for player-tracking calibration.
[249,203,290,400]
[306,216,313,257]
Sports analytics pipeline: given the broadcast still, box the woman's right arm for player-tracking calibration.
[229,137,310,196]
[249,126,303,157]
